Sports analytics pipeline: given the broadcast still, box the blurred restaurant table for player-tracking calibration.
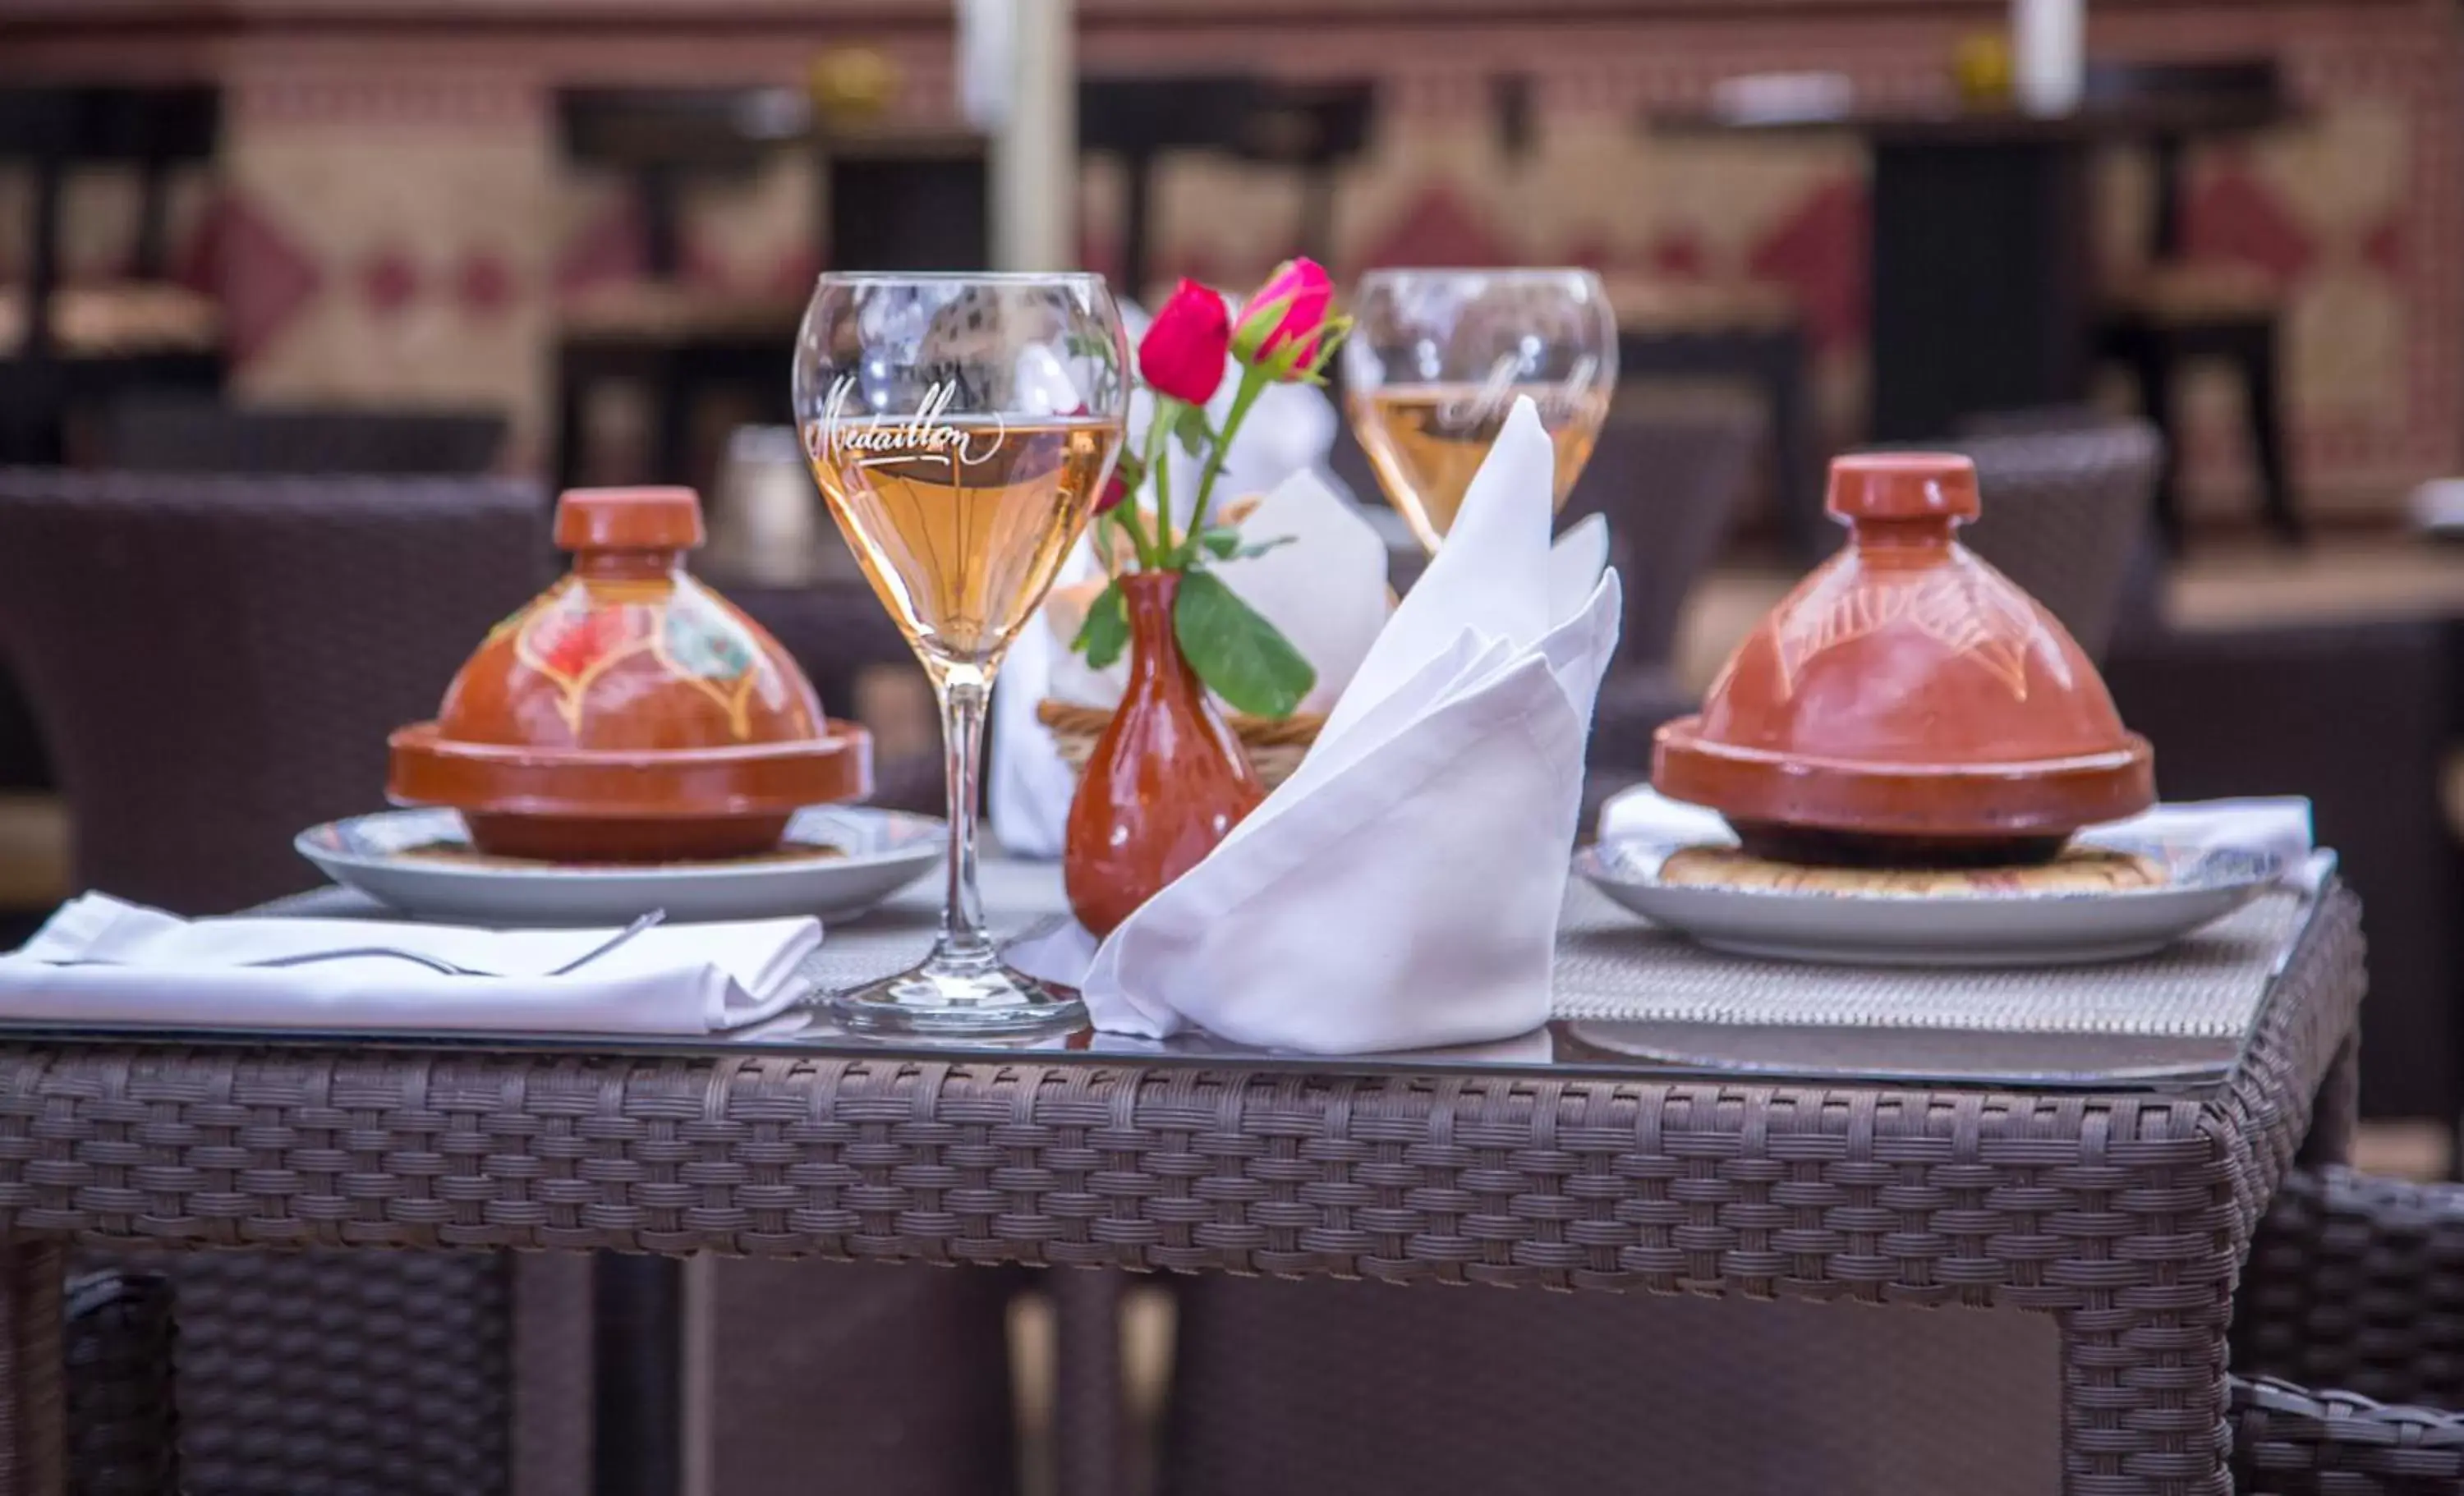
[1650,76,2293,443]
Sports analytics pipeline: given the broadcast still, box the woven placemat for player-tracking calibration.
[274,858,2312,1044]
[1551,879,2310,1039]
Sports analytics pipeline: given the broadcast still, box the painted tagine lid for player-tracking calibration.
[388,486,872,862]
[1651,453,2153,865]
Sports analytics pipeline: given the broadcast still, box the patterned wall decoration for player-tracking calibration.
[208,67,560,469]
[2,0,2453,517]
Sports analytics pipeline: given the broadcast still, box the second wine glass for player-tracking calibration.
[1343,268,1617,553]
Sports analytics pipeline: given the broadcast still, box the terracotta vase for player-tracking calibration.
[1064,571,1266,936]
[1651,452,2153,866]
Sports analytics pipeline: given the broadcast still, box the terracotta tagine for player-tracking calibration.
[1064,571,1266,935]
[1653,452,2154,866]
[388,486,872,862]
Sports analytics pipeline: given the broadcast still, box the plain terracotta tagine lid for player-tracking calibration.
[388,486,872,862]
[1652,453,2154,865]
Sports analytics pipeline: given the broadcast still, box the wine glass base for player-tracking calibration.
[830,957,1085,1037]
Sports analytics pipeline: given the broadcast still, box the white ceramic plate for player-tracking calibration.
[1573,837,2282,966]
[297,806,944,925]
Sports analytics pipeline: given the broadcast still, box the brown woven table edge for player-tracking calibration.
[0,883,2367,1496]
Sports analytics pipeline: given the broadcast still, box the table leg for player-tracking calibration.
[0,1241,63,1496]
[1869,139,2094,441]
[2298,1036,2361,1169]
[2058,1306,2229,1496]
[593,1254,684,1496]
[1049,1268,1129,1496]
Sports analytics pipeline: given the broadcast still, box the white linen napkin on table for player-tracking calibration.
[0,894,821,1035]
[1599,786,2319,886]
[1014,397,1622,1053]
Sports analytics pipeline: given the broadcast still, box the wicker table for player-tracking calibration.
[0,876,2365,1496]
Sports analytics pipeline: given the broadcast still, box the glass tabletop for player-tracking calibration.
[0,859,2321,1098]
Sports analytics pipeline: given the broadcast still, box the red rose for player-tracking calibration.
[1232,257,1334,376]
[1137,279,1231,405]
[1094,470,1128,514]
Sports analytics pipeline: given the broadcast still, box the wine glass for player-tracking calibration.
[1342,268,1617,553]
[793,272,1128,1034]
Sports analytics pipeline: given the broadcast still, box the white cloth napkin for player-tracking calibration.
[1599,786,2318,885]
[0,894,821,1035]
[1013,397,1621,1053]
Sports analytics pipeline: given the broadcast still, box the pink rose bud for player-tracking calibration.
[1232,257,1334,377]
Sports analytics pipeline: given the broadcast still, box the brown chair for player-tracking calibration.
[0,469,547,1495]
[0,86,225,466]
[2225,1167,2464,1494]
[102,398,508,478]
[0,469,550,913]
[1947,420,2163,663]
[553,89,811,490]
[0,469,1023,1495]
[1607,278,1825,562]
[2085,60,2301,549]
[1129,1166,2464,1496]
[67,1269,181,1496]
[2100,268,2296,550]
[1570,406,1759,802]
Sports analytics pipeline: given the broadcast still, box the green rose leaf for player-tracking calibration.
[1171,402,1213,458]
[1174,568,1315,718]
[1071,579,1129,669]
[1207,531,1295,562]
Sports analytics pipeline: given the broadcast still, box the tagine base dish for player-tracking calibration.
[1574,837,2282,967]
[387,718,873,863]
[1653,715,2156,864]
[830,948,1085,1037]
[298,805,941,925]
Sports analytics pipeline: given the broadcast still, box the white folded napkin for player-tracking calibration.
[1014,397,1620,1053]
[1599,786,2318,885]
[0,894,821,1035]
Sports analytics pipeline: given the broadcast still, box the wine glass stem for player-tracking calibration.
[933,668,994,965]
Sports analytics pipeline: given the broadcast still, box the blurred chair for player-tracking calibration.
[1135,1167,2464,1496]
[67,1269,181,1496]
[103,398,508,477]
[0,469,1020,1493]
[2106,614,2464,1133]
[1079,76,1372,303]
[1571,406,1760,672]
[0,86,225,466]
[2085,60,2300,549]
[1954,406,2464,1134]
[2226,1166,2464,1494]
[0,469,549,912]
[1947,418,2163,663]
[1572,406,1762,813]
[1609,278,1823,563]
[0,469,545,1494]
[554,89,810,490]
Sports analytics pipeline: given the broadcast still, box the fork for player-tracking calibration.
[52,909,668,978]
